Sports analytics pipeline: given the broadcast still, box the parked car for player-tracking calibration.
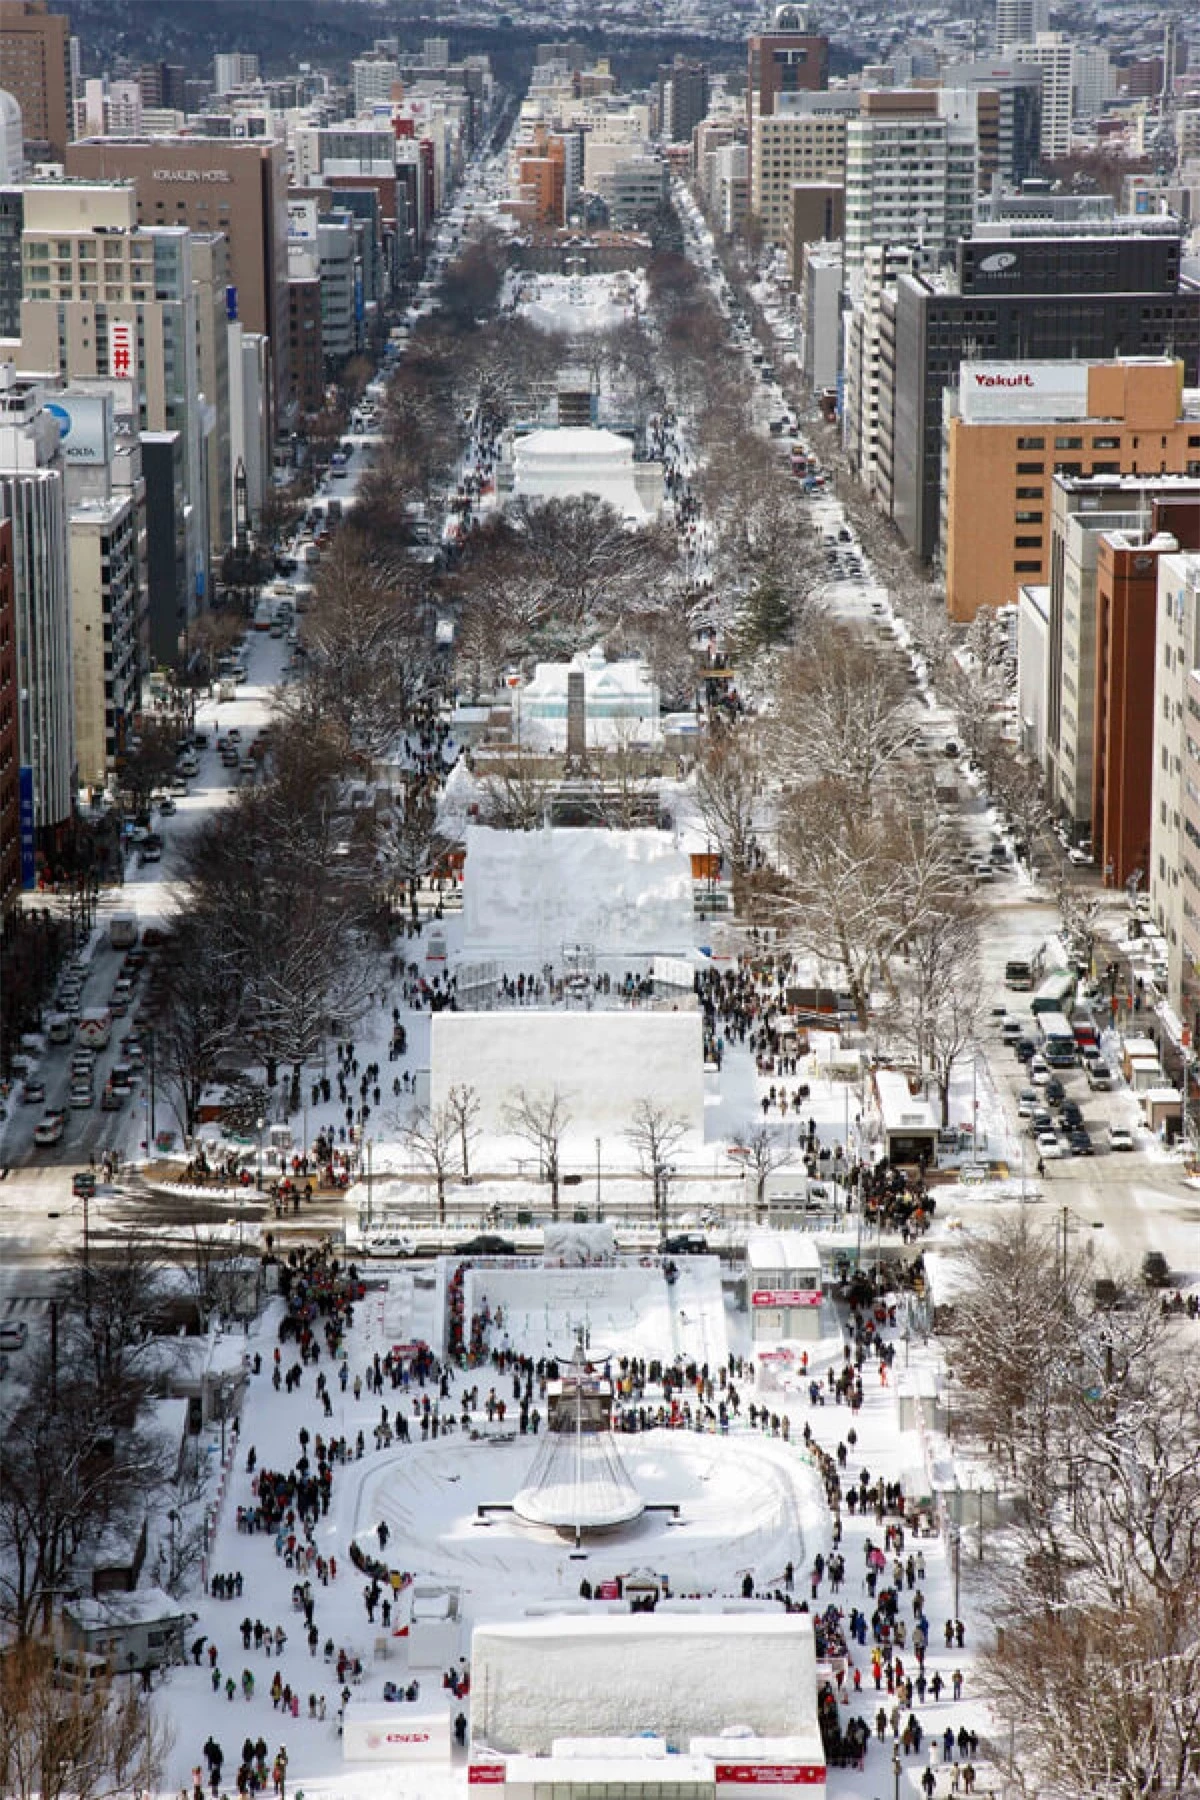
[1086,1063,1114,1090]
[0,1320,28,1351]
[1109,1125,1135,1151]
[68,1082,94,1108]
[455,1234,516,1256]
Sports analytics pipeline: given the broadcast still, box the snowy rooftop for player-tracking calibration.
[745,1232,824,1277]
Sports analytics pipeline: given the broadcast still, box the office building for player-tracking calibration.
[0,185,22,336]
[747,5,830,180]
[940,60,1042,188]
[140,430,188,668]
[1092,525,1181,890]
[889,219,1200,563]
[1151,550,1200,1022]
[1073,48,1114,121]
[65,135,291,423]
[1004,33,1074,159]
[944,357,1200,620]
[1018,476,1200,843]
[751,94,851,247]
[213,52,260,96]
[995,0,1048,45]
[801,241,842,392]
[0,502,16,916]
[190,231,234,561]
[65,465,140,790]
[352,54,399,112]
[0,365,72,837]
[288,277,324,417]
[658,58,709,145]
[843,91,977,277]
[0,0,72,160]
[17,183,212,616]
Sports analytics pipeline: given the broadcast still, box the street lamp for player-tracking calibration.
[594,1136,602,1219]
[256,1116,265,1191]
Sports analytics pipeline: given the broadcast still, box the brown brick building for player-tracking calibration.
[0,509,19,926]
[0,0,72,159]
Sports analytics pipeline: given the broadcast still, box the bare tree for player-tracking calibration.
[444,1084,482,1185]
[886,902,984,1126]
[738,1122,798,1219]
[504,1087,573,1220]
[625,1099,690,1225]
[404,1103,460,1225]
[693,725,762,899]
[477,744,557,831]
[771,624,926,810]
[0,1639,173,1800]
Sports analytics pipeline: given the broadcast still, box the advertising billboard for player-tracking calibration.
[958,360,1089,424]
[43,394,113,465]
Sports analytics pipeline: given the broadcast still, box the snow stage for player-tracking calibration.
[470,1614,822,1754]
[351,1432,826,1597]
[430,1011,704,1141]
[459,825,695,965]
[460,1260,727,1367]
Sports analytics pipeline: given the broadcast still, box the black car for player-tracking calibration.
[1015,1038,1037,1063]
[660,1233,709,1256]
[1142,1251,1170,1287]
[1044,1077,1066,1106]
[455,1234,516,1256]
[1060,1101,1084,1130]
[1067,1129,1093,1156]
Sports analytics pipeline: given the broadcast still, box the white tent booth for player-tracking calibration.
[469,1614,825,1795]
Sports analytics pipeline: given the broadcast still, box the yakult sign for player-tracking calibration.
[959,361,1089,424]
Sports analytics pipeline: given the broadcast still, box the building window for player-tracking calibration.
[1016,435,1045,450]
[1015,510,1043,523]
[1092,436,1119,449]
[1014,536,1043,549]
[1055,436,1083,450]
[1015,487,1042,499]
[1014,560,1042,573]
[1016,462,1044,475]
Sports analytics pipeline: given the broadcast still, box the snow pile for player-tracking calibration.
[460,825,695,962]
[519,273,644,336]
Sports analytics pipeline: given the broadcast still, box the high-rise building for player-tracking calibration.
[843,91,977,277]
[64,135,291,425]
[16,182,213,611]
[995,0,1048,48]
[747,5,829,182]
[940,61,1042,188]
[0,502,17,919]
[1004,33,1074,159]
[750,93,852,247]
[213,52,260,96]
[0,0,72,160]
[1150,547,1200,1019]
[888,219,1200,562]
[0,186,22,336]
[352,54,399,112]
[658,57,709,145]
[1072,48,1114,121]
[0,365,72,837]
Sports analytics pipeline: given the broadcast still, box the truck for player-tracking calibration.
[109,913,138,950]
[76,1006,113,1050]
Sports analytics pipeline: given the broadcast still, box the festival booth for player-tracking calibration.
[745,1233,824,1344]
[873,1071,939,1169]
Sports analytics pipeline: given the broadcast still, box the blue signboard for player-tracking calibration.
[18,764,35,888]
[226,285,239,321]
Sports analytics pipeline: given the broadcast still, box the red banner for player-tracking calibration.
[469,1767,506,1785]
[715,1766,825,1785]
[751,1289,822,1308]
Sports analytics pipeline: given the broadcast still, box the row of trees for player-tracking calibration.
[946,1219,1200,1798]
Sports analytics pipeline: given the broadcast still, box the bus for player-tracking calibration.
[1039,1011,1078,1066]
[1005,948,1045,991]
[1030,968,1077,1017]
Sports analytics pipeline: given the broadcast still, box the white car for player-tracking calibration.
[1109,1126,1135,1152]
[1029,1058,1052,1086]
[1016,1089,1039,1118]
[33,1113,65,1146]
[1035,1130,1066,1159]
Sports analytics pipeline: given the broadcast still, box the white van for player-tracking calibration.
[77,1007,113,1050]
[46,1010,72,1043]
